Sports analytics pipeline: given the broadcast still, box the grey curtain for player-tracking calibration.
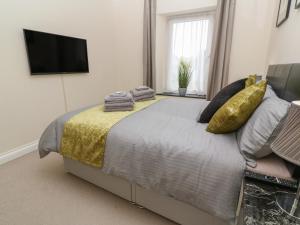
[207,0,236,100]
[143,0,156,89]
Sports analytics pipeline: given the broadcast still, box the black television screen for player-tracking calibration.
[23,29,89,75]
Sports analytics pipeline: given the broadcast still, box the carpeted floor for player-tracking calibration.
[0,152,176,225]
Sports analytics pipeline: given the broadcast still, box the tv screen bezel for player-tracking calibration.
[23,29,89,75]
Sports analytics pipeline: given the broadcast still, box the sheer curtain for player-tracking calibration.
[166,14,213,95]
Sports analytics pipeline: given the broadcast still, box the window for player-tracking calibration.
[165,14,213,95]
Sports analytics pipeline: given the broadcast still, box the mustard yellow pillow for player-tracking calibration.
[245,74,257,88]
[207,80,267,134]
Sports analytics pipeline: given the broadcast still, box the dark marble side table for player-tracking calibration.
[237,155,300,225]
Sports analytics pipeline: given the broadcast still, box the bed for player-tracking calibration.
[38,63,300,225]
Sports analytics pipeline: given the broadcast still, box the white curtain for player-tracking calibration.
[166,14,213,95]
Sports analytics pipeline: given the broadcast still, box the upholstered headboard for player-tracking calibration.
[266,63,300,102]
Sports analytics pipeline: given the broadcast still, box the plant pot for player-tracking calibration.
[178,88,187,97]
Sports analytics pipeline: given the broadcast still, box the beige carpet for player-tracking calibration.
[0,152,176,225]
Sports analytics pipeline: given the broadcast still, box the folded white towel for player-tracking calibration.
[134,94,155,101]
[130,89,155,97]
[110,91,127,97]
[104,92,133,103]
[135,86,150,91]
[104,106,134,112]
[105,101,134,107]
[135,97,155,102]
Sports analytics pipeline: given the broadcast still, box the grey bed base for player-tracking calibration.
[64,157,240,225]
[60,63,300,225]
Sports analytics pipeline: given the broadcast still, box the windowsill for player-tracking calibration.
[157,92,206,99]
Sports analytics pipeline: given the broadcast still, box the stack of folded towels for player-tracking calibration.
[130,86,155,101]
[104,91,134,112]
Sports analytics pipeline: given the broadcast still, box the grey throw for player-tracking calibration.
[38,98,245,223]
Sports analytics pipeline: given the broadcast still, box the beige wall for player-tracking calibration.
[2,0,298,155]
[228,0,277,82]
[157,0,217,14]
[268,0,300,65]
[111,0,144,91]
[229,0,300,82]
[0,0,143,154]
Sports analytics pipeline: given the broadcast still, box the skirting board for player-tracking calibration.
[0,140,38,166]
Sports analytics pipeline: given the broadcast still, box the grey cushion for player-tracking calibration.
[198,78,246,123]
[237,86,290,161]
[264,85,277,99]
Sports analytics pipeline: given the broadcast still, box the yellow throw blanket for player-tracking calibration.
[60,96,165,168]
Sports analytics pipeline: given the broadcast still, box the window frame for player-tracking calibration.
[165,12,214,95]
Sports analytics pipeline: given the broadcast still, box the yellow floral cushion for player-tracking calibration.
[245,74,257,88]
[207,80,267,134]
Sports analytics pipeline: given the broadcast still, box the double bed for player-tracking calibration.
[38,63,300,225]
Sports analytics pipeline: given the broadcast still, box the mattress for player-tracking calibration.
[38,97,245,222]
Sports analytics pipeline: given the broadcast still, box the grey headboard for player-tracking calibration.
[266,63,300,102]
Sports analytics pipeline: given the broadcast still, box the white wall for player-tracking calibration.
[228,0,277,82]
[0,0,143,154]
[268,0,300,64]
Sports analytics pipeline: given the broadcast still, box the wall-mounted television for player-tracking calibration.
[23,29,89,75]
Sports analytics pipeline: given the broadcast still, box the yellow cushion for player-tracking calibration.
[245,74,257,88]
[207,80,267,134]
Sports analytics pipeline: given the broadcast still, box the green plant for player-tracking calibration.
[178,58,192,88]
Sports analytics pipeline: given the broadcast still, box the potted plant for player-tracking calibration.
[178,58,192,96]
